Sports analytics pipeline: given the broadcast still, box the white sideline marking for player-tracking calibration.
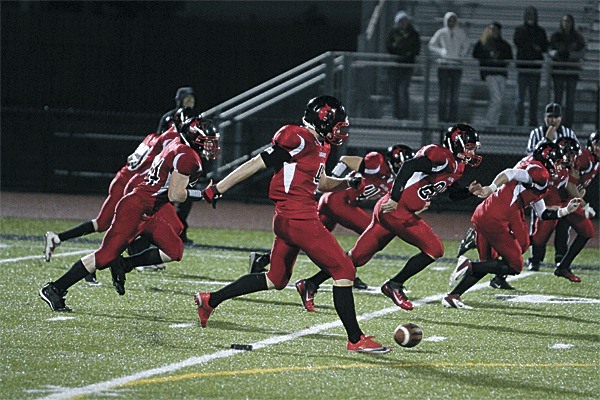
[0,250,92,264]
[36,273,534,399]
[550,343,574,349]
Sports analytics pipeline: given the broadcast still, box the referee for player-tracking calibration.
[526,102,578,155]
[525,102,579,272]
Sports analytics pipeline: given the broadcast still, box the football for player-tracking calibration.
[393,323,423,348]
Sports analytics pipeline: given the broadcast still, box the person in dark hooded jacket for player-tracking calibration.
[472,22,513,125]
[156,87,196,134]
[513,6,548,127]
[386,11,421,119]
[549,14,586,128]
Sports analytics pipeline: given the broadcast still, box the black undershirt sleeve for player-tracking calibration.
[390,156,433,202]
[357,159,366,174]
[541,209,559,220]
[260,145,292,168]
[447,183,473,201]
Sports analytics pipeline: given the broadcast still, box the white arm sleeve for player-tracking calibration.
[502,168,531,184]
[532,200,547,218]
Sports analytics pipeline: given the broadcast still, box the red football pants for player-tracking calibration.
[349,198,444,267]
[317,192,371,234]
[93,192,183,268]
[472,209,528,272]
[266,212,356,289]
[95,167,135,232]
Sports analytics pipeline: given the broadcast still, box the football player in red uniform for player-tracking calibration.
[43,107,195,275]
[195,96,392,354]
[348,124,484,311]
[39,116,220,312]
[293,144,415,311]
[551,132,599,280]
[443,141,583,309]
[528,137,590,282]
[249,144,414,305]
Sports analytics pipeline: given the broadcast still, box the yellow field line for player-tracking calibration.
[121,362,597,387]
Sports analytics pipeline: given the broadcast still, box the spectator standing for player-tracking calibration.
[472,22,513,126]
[386,11,421,120]
[514,6,548,127]
[428,12,469,122]
[549,14,586,128]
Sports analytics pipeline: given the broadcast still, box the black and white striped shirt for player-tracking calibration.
[526,125,578,154]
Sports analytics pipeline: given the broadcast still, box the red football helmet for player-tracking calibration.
[386,144,415,175]
[443,124,482,167]
[587,131,599,156]
[173,107,197,133]
[303,95,349,146]
[556,137,581,168]
[180,117,221,160]
[533,140,565,177]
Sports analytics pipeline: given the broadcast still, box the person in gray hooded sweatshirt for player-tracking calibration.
[428,11,469,122]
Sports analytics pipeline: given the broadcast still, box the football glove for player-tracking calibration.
[584,204,596,219]
[347,176,362,189]
[202,182,221,209]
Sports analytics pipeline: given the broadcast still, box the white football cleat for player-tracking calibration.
[449,256,472,286]
[44,231,61,262]
[442,294,473,309]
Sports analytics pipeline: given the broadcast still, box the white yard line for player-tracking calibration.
[0,250,93,264]
[35,273,534,399]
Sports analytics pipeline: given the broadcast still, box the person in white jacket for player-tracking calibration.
[428,12,470,122]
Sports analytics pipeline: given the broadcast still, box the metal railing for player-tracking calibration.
[200,50,598,179]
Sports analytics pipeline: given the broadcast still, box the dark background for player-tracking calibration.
[2,1,361,114]
[1,1,597,212]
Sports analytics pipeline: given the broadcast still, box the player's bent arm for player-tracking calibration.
[534,198,583,220]
[390,156,432,201]
[479,169,523,198]
[338,156,363,172]
[317,174,356,193]
[168,171,191,203]
[216,155,267,194]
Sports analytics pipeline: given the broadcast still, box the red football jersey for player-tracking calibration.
[477,159,550,220]
[396,144,465,213]
[573,148,599,192]
[133,137,203,211]
[326,152,395,206]
[268,125,330,219]
[129,126,180,174]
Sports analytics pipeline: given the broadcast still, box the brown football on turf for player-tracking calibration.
[393,323,423,348]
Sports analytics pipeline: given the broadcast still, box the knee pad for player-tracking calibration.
[81,253,97,273]
[332,278,353,287]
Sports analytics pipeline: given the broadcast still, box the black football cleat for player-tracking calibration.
[527,258,540,271]
[39,283,72,312]
[84,272,102,286]
[110,261,127,295]
[489,275,515,290]
[353,276,368,290]
[456,227,477,258]
[248,252,270,274]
